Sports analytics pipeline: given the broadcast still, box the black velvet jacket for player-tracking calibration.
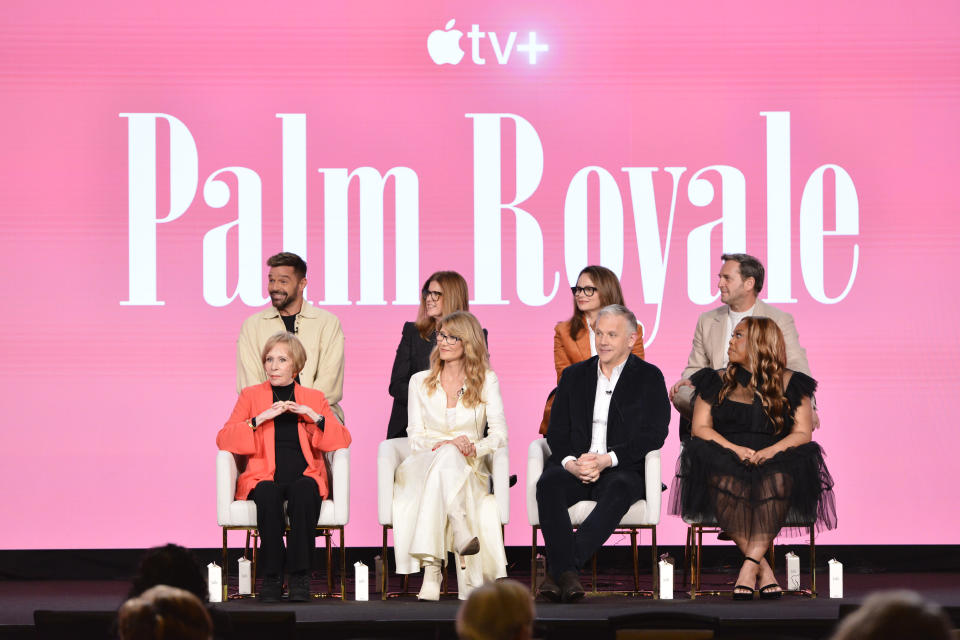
[546,354,670,472]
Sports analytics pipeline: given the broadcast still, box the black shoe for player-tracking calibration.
[258,575,282,603]
[717,530,732,541]
[538,574,561,602]
[288,571,311,602]
[557,571,585,603]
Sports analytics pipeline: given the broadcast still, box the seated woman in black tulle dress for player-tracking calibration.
[670,316,836,600]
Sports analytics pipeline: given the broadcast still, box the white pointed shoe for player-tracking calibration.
[417,560,442,601]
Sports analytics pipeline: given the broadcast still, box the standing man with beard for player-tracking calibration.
[237,252,346,422]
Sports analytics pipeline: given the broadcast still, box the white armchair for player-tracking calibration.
[377,437,509,599]
[216,447,350,600]
[526,438,662,597]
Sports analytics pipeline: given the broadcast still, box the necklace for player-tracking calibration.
[272,385,296,403]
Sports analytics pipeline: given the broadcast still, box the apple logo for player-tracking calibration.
[427,19,464,65]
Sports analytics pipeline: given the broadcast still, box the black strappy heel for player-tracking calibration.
[733,557,760,600]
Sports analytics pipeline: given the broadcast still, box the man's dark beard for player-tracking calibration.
[270,292,296,312]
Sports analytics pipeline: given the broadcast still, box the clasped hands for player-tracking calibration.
[256,401,320,425]
[564,452,612,484]
[432,435,476,457]
[732,445,775,466]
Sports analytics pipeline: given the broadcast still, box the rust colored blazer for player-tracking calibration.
[539,320,645,434]
[217,382,352,500]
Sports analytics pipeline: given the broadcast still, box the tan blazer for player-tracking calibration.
[673,300,811,416]
[539,320,645,434]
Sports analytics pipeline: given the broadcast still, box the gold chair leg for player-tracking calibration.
[339,527,346,600]
[631,529,640,593]
[326,531,334,596]
[651,526,659,599]
[251,531,259,596]
[221,528,229,602]
[442,559,449,595]
[591,553,598,593]
[810,525,817,598]
[382,527,389,600]
[530,527,538,594]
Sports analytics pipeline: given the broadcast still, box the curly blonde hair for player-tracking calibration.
[425,311,489,408]
[719,316,789,433]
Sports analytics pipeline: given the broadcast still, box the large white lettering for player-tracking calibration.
[316,167,420,306]
[202,168,266,307]
[800,165,860,303]
[119,113,198,306]
[563,167,625,284]
[686,166,747,305]
[466,113,559,306]
[121,111,861,327]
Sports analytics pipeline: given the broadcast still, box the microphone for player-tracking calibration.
[605,390,612,395]
[458,388,464,398]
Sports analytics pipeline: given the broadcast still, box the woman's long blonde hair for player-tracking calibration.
[719,316,789,433]
[425,311,488,408]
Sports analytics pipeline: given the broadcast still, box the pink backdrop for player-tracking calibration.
[1,0,957,549]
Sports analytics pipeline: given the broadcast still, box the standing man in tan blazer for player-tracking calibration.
[670,253,815,437]
[237,252,346,423]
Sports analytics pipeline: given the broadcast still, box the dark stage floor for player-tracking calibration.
[3,571,960,640]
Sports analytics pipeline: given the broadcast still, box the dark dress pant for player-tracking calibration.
[251,478,321,576]
[536,464,646,578]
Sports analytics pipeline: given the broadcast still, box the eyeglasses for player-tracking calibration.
[422,289,443,302]
[571,286,598,297]
[434,331,462,345]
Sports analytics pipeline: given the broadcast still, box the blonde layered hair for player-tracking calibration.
[719,316,789,433]
[456,579,534,640]
[425,311,489,408]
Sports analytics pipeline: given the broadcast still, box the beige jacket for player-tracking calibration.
[673,300,810,416]
[236,301,345,422]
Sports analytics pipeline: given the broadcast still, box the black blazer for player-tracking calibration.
[546,354,670,472]
[386,321,489,439]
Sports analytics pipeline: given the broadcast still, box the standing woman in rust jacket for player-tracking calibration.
[539,266,645,434]
[217,332,351,602]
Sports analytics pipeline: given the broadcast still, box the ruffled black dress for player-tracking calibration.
[669,366,836,538]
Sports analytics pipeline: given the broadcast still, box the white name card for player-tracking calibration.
[658,557,674,599]
[785,551,800,591]
[207,562,222,603]
[237,558,252,595]
[354,561,369,601]
[828,558,843,598]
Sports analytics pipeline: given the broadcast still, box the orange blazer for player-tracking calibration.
[217,382,352,500]
[540,320,645,434]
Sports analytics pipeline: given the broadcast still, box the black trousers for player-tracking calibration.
[251,478,321,577]
[536,464,646,579]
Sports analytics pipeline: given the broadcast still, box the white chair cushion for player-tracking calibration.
[225,498,341,528]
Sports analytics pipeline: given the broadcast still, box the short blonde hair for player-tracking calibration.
[118,584,212,640]
[260,332,307,374]
[456,580,534,640]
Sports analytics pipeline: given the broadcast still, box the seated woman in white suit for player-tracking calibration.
[392,310,508,601]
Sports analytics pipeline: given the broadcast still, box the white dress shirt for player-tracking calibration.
[562,358,627,469]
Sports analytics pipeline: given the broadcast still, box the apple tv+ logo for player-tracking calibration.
[427,19,549,66]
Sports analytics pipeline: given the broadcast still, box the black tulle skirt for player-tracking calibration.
[669,437,837,538]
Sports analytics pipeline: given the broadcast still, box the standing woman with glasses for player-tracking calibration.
[539,265,645,434]
[387,271,487,439]
[392,311,508,601]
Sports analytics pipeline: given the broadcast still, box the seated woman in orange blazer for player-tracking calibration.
[539,266,645,434]
[217,331,351,602]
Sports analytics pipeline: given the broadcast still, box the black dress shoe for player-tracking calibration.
[538,574,561,602]
[557,571,585,603]
[258,575,282,603]
[288,571,311,602]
